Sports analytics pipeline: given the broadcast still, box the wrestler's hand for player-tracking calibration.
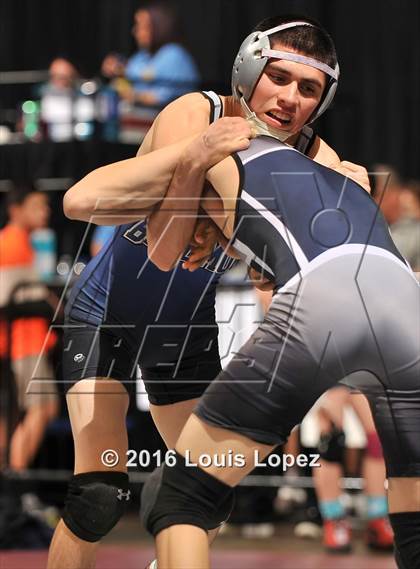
[182,218,218,271]
[188,117,255,169]
[335,161,371,194]
[248,267,275,291]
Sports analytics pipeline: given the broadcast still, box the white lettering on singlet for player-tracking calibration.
[122,222,236,274]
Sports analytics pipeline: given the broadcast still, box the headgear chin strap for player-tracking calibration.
[231,21,340,125]
[240,98,291,142]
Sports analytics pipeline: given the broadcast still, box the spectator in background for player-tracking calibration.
[371,165,420,271]
[121,1,200,108]
[90,225,115,257]
[40,57,79,142]
[43,58,78,92]
[391,180,420,272]
[313,387,393,553]
[100,53,128,92]
[371,164,404,225]
[0,184,59,472]
[97,53,129,142]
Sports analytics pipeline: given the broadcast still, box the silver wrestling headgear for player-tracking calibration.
[232,21,340,140]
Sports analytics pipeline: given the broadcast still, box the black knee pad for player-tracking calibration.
[62,471,130,542]
[395,548,409,569]
[390,512,420,569]
[140,465,235,532]
[318,426,345,463]
[207,487,235,530]
[140,464,165,532]
[142,452,232,536]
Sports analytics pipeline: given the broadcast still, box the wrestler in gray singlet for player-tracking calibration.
[196,137,420,478]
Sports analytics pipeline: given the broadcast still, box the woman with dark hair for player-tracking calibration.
[123,1,200,107]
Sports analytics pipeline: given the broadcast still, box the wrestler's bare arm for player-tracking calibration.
[144,154,241,270]
[64,94,205,225]
[137,93,211,157]
[142,94,215,269]
[147,116,253,270]
[310,136,371,193]
[308,136,340,168]
[202,157,241,240]
[63,135,196,225]
[63,107,251,236]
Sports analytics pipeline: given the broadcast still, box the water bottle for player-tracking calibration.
[21,100,41,141]
[73,80,98,140]
[40,88,73,142]
[98,85,120,142]
[31,228,57,282]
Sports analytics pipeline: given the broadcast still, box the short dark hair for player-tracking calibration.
[5,182,41,209]
[253,15,337,69]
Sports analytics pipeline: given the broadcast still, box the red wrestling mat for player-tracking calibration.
[0,545,396,569]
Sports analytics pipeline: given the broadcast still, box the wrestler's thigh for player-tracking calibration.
[349,392,375,432]
[176,414,274,487]
[388,478,420,513]
[66,378,129,474]
[150,398,199,449]
[318,386,350,427]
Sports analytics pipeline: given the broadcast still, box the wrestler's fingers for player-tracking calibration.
[253,280,275,292]
[335,162,371,193]
[182,246,213,270]
[338,161,369,178]
[182,256,208,271]
[246,124,257,139]
[191,220,213,246]
[340,160,364,172]
[235,136,252,151]
[188,249,212,263]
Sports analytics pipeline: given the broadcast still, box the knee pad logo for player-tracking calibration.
[74,353,86,363]
[117,488,131,501]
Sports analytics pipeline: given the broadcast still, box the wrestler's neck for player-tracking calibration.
[221,94,300,147]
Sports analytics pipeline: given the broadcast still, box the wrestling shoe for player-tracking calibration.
[323,518,352,553]
[365,517,394,550]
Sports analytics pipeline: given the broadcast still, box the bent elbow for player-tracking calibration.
[63,186,91,221]
[148,249,177,272]
[154,261,176,272]
[63,191,78,220]
[147,238,178,272]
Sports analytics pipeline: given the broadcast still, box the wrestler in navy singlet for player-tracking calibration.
[64,218,235,403]
[63,95,318,405]
[196,137,420,478]
[63,92,232,404]
[230,138,405,289]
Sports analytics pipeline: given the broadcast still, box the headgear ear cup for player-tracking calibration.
[312,65,339,122]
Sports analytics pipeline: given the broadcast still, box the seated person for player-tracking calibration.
[122,1,200,107]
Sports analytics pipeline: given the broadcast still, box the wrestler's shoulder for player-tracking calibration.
[309,135,340,168]
[138,93,213,153]
[158,92,213,129]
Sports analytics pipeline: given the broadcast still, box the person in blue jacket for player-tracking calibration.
[122,1,200,107]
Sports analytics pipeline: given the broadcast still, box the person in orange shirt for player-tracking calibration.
[0,184,59,471]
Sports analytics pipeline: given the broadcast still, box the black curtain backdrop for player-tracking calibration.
[1,0,419,178]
